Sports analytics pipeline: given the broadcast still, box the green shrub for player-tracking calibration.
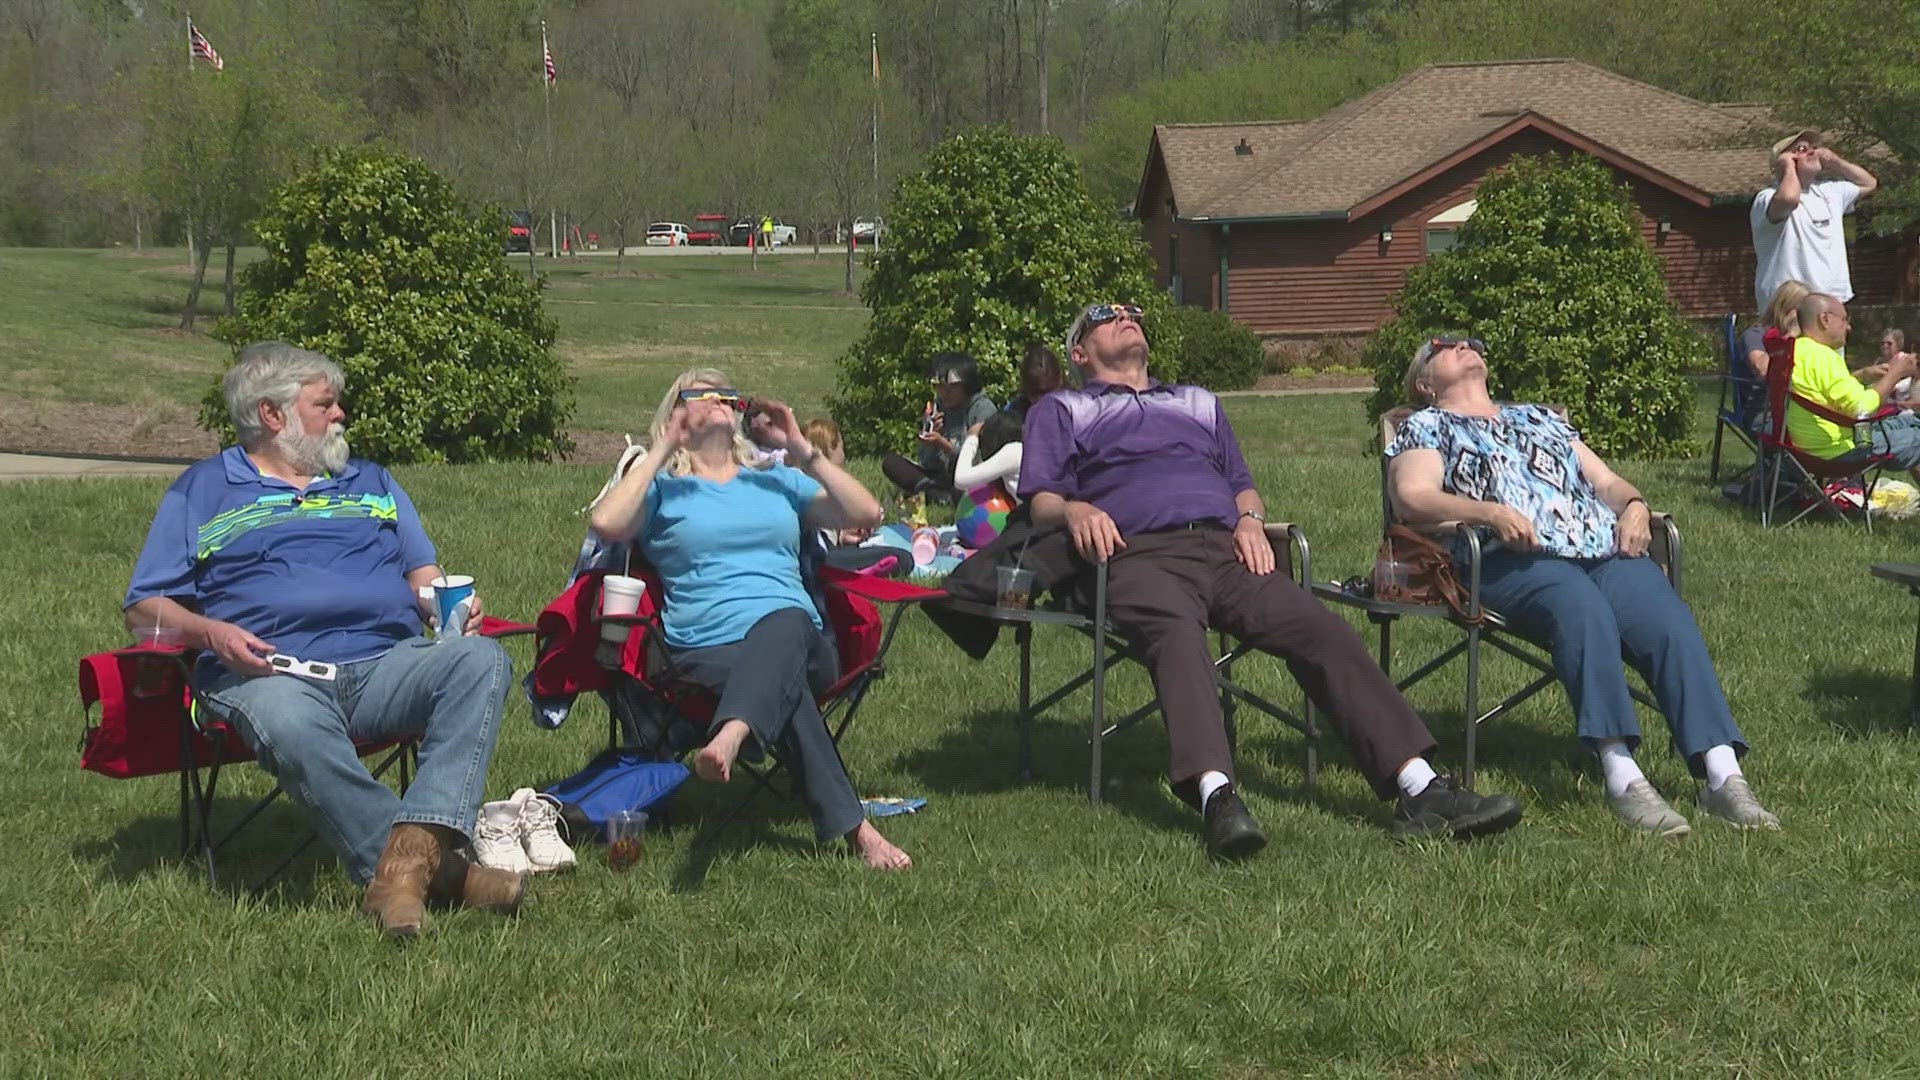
[831,128,1180,455]
[1162,306,1265,391]
[203,147,571,463]
[1361,153,1704,458]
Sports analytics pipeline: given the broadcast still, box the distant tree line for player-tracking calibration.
[1,0,1913,269]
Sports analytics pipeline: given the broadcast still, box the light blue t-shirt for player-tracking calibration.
[637,464,824,649]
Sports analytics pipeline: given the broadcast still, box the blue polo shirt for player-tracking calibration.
[636,464,823,649]
[125,446,437,676]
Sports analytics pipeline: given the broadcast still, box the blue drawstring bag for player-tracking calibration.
[545,748,691,837]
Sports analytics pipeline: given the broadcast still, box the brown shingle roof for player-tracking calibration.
[1149,60,1781,221]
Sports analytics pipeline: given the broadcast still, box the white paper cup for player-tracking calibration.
[431,574,475,638]
[599,574,647,643]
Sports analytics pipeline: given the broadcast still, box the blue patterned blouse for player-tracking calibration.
[1384,405,1618,560]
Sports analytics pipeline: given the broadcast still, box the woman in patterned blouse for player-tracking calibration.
[1384,336,1779,836]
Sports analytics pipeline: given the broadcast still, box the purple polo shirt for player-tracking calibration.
[1018,378,1254,535]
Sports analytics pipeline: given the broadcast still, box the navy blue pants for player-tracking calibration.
[1476,552,1746,775]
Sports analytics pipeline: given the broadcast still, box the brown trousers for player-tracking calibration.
[1103,529,1436,801]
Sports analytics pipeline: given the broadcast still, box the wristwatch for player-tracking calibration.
[1239,510,1266,524]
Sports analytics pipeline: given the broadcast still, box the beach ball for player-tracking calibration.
[955,484,1015,549]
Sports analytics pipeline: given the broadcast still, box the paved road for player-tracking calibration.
[0,453,187,482]
[530,242,874,258]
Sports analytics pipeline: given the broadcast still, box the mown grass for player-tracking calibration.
[0,248,866,440]
[7,388,1920,1075]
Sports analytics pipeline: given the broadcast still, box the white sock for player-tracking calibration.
[1395,757,1438,798]
[1197,770,1231,812]
[1597,738,1646,798]
[482,800,519,826]
[1702,744,1743,791]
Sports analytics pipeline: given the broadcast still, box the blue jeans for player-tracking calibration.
[1475,552,1746,774]
[1869,410,1920,470]
[201,635,512,884]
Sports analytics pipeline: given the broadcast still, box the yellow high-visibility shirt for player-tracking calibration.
[1787,336,1880,458]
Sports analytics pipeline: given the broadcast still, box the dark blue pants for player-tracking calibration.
[1476,552,1746,776]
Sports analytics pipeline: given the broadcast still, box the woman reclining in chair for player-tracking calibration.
[589,368,911,869]
[1385,336,1780,836]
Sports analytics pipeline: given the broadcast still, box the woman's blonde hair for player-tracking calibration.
[649,367,766,477]
[1764,279,1811,334]
[803,416,842,454]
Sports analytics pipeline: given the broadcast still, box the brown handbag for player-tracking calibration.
[1374,524,1481,622]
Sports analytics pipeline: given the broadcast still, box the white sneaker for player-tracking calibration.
[1698,776,1781,830]
[1606,779,1691,838]
[516,789,578,873]
[474,793,534,873]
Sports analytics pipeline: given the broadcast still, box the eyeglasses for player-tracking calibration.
[1074,303,1145,344]
[1428,336,1486,355]
[678,387,745,410]
[268,653,337,681]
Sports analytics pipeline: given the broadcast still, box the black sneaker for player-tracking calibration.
[1392,775,1523,840]
[1203,787,1268,861]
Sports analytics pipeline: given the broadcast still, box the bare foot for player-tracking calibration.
[694,719,751,784]
[848,821,912,870]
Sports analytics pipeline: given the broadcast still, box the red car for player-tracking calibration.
[505,210,534,254]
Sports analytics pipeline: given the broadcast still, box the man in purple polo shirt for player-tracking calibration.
[123,342,526,937]
[1021,303,1525,858]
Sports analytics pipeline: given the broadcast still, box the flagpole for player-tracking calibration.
[543,21,557,259]
[870,32,879,192]
[185,14,195,268]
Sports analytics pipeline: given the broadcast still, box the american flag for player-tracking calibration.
[189,19,223,71]
[542,22,556,86]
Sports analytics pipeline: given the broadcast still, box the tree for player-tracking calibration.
[831,127,1180,456]
[206,147,572,464]
[131,49,359,327]
[1360,153,1702,458]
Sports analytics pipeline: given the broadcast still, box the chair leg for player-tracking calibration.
[1089,564,1108,804]
[1463,624,1481,792]
[1710,420,1726,483]
[1016,624,1034,782]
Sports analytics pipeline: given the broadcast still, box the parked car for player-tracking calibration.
[852,219,882,241]
[645,222,691,247]
[505,210,534,253]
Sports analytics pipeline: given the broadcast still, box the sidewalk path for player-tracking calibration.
[0,452,188,482]
[1218,386,1372,398]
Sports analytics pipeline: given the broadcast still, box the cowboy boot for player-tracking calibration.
[429,849,529,915]
[359,823,443,938]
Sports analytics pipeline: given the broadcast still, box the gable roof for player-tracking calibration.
[1145,59,1781,223]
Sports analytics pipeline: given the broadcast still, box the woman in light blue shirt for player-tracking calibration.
[590,368,908,869]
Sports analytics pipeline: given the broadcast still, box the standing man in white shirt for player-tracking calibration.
[1751,129,1878,313]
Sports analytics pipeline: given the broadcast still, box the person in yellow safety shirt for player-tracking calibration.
[760,216,774,248]
[1788,293,1920,482]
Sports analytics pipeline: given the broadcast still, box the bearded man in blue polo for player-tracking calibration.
[123,342,524,937]
[1020,303,1527,859]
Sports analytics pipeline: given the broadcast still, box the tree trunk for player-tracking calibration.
[222,242,237,316]
[180,238,213,330]
[813,226,822,258]
[526,234,537,278]
[131,205,143,252]
[615,222,626,272]
[844,230,857,294]
[1037,0,1051,133]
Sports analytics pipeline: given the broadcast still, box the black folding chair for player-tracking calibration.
[940,523,1320,803]
[1311,408,1682,788]
[1709,312,1768,489]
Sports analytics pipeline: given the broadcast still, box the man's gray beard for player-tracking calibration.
[276,423,349,475]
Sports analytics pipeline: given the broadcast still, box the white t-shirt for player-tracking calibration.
[1751,179,1861,312]
[954,434,1022,498]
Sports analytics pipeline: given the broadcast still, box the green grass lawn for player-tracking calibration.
[0,248,867,442]
[7,390,1920,1075]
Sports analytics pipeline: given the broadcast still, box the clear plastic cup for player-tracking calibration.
[996,566,1036,610]
[1373,557,1410,598]
[605,809,648,871]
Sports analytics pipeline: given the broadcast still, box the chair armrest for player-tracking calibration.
[1648,511,1680,591]
[1262,521,1310,586]
[477,616,537,639]
[824,572,946,606]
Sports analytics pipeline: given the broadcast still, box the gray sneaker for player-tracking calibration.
[1607,779,1691,837]
[1697,776,1781,830]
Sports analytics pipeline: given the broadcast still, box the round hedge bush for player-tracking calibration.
[1361,153,1704,458]
[1163,305,1266,391]
[204,146,572,463]
[831,127,1181,456]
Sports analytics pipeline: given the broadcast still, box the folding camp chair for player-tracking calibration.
[79,618,535,891]
[522,559,941,839]
[1708,312,1768,487]
[937,523,1320,803]
[1757,330,1902,530]
[1310,408,1682,789]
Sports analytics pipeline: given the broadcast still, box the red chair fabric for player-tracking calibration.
[79,645,249,779]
